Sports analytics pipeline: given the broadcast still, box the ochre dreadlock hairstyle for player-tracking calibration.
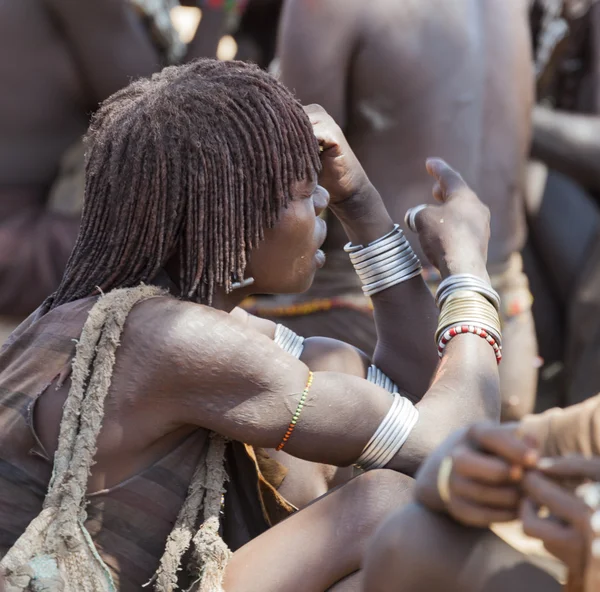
[48,58,321,308]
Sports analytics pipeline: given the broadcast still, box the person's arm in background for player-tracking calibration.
[0,205,79,316]
[277,0,359,126]
[519,394,600,458]
[278,2,439,398]
[531,107,600,192]
[43,0,162,106]
[180,0,234,60]
[0,1,163,319]
[532,3,600,191]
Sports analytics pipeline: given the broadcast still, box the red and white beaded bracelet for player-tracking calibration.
[437,324,502,364]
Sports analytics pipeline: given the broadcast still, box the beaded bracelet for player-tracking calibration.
[276,371,314,451]
[437,324,503,364]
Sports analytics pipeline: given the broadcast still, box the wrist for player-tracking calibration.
[440,256,490,284]
[331,182,395,246]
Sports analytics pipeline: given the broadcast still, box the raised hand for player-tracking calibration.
[304,103,371,206]
[408,158,491,281]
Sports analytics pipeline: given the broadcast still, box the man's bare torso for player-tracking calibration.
[342,0,533,264]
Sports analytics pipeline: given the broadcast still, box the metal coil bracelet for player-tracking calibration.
[354,392,419,471]
[274,324,305,359]
[435,275,503,363]
[344,225,422,297]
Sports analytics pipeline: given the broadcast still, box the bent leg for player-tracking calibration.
[363,503,560,592]
[223,470,412,592]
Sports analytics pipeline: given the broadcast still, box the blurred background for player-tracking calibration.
[2,0,600,424]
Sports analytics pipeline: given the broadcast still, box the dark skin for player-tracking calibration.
[0,0,228,316]
[517,456,600,591]
[27,108,499,590]
[363,420,600,591]
[363,423,562,591]
[278,0,537,422]
[278,0,533,267]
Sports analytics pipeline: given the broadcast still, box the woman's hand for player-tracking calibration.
[305,103,393,246]
[415,422,538,527]
[521,471,594,590]
[304,104,372,205]
[410,159,491,280]
[537,456,600,486]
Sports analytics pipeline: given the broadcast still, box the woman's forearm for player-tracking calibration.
[532,106,600,191]
[330,183,439,400]
[387,333,500,476]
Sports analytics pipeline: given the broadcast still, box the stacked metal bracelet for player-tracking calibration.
[344,224,422,297]
[354,393,419,471]
[367,364,399,394]
[435,273,501,311]
[274,324,305,359]
[435,276,503,363]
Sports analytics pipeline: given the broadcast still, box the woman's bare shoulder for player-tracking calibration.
[121,296,284,376]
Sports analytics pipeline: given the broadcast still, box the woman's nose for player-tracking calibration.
[313,185,330,216]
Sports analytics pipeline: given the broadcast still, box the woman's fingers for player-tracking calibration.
[520,497,574,549]
[452,445,515,485]
[310,119,338,150]
[451,474,520,509]
[537,456,600,482]
[467,422,539,468]
[523,472,590,527]
[447,496,518,528]
[520,498,586,572]
[425,158,469,201]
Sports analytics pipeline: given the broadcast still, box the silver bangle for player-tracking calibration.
[344,225,422,297]
[274,324,305,359]
[367,364,399,393]
[355,247,414,280]
[365,397,418,470]
[355,394,401,469]
[348,233,405,265]
[363,266,422,297]
[344,224,400,255]
[435,274,500,311]
[354,392,419,471]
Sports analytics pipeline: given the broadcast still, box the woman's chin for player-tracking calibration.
[271,271,318,295]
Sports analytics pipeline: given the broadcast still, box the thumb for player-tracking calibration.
[426,158,469,201]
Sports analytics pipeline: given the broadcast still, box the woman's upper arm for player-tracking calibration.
[144,300,389,465]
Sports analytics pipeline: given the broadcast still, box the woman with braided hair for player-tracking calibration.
[0,58,500,591]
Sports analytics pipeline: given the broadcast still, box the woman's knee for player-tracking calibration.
[352,469,412,512]
[338,469,413,538]
[363,503,452,591]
